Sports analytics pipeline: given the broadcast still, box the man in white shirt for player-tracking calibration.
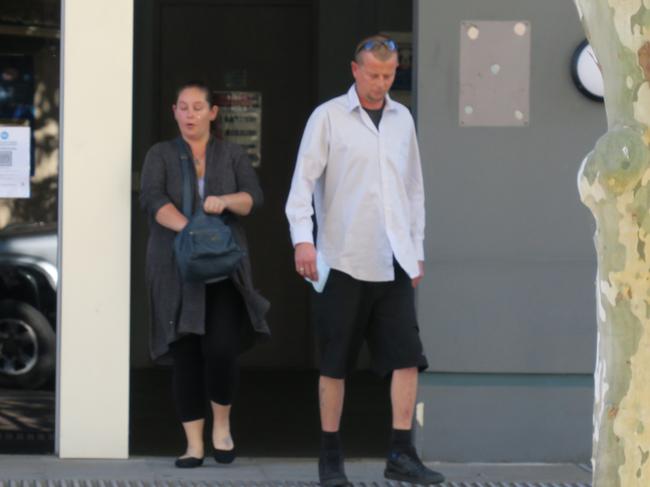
[285,35,444,486]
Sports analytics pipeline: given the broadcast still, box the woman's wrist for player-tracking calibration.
[176,218,188,232]
[220,195,230,210]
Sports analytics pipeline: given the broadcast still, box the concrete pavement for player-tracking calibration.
[0,456,592,485]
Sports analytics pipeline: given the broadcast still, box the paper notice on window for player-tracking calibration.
[0,126,30,198]
[214,91,262,168]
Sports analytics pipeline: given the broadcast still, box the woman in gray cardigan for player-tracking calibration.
[140,81,270,468]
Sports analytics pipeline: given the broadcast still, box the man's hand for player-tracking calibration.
[295,242,318,281]
[411,260,424,288]
[204,195,227,214]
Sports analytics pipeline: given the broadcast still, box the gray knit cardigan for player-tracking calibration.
[140,136,270,363]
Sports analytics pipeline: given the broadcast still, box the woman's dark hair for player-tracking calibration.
[175,80,214,106]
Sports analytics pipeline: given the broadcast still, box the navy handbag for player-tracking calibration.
[173,138,244,282]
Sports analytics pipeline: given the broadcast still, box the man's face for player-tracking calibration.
[351,51,398,106]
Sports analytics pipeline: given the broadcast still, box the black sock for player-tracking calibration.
[320,431,344,471]
[321,431,342,453]
[390,428,413,454]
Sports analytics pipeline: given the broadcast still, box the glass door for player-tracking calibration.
[0,0,60,454]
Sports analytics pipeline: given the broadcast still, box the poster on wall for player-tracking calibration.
[0,126,31,198]
[0,54,35,175]
[213,91,262,168]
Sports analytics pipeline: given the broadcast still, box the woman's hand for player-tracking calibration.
[206,192,254,216]
[204,195,228,214]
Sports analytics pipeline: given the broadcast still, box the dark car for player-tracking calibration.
[0,222,57,389]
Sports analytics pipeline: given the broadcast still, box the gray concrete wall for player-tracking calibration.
[414,0,604,461]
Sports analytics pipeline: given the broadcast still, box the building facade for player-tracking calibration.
[0,0,603,461]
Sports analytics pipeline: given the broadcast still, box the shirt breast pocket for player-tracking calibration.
[331,139,364,167]
[390,137,411,176]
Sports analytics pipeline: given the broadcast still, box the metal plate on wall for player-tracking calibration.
[459,20,531,127]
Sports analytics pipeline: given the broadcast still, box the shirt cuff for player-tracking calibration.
[290,225,314,247]
[415,240,425,261]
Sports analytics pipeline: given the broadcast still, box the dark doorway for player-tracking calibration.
[130,0,407,458]
[153,0,317,370]
[130,0,323,457]
[134,0,317,371]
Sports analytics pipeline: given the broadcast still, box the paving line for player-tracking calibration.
[0,481,594,487]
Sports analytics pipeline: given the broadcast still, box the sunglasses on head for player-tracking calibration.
[355,38,398,55]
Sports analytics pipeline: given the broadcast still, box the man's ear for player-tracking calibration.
[351,60,359,79]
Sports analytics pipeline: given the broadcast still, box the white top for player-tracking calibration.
[197,177,205,200]
[285,85,425,282]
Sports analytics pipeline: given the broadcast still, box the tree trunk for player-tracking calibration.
[574,1,650,486]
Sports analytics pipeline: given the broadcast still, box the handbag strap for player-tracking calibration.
[175,136,233,224]
[175,137,194,218]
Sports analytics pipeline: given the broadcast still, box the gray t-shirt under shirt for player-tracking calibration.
[364,106,383,129]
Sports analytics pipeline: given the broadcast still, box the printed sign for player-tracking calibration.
[0,126,30,198]
[214,91,262,168]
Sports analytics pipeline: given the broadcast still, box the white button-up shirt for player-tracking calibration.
[285,85,425,282]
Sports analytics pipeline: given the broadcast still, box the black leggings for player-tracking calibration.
[169,279,243,422]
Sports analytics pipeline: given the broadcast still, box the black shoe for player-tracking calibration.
[214,448,236,464]
[319,450,351,487]
[174,456,204,468]
[384,449,445,485]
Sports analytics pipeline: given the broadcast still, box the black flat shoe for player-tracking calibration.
[174,456,204,468]
[214,448,236,464]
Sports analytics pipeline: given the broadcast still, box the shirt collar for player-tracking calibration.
[346,84,398,113]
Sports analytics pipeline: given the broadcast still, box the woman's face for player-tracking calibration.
[173,87,218,141]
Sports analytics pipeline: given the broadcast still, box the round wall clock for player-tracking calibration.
[571,39,604,102]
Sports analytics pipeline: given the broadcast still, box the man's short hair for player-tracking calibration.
[354,34,399,63]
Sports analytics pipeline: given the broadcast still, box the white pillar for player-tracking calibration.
[56,0,133,458]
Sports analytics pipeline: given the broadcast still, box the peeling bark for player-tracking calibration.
[638,42,650,81]
[574,1,650,486]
